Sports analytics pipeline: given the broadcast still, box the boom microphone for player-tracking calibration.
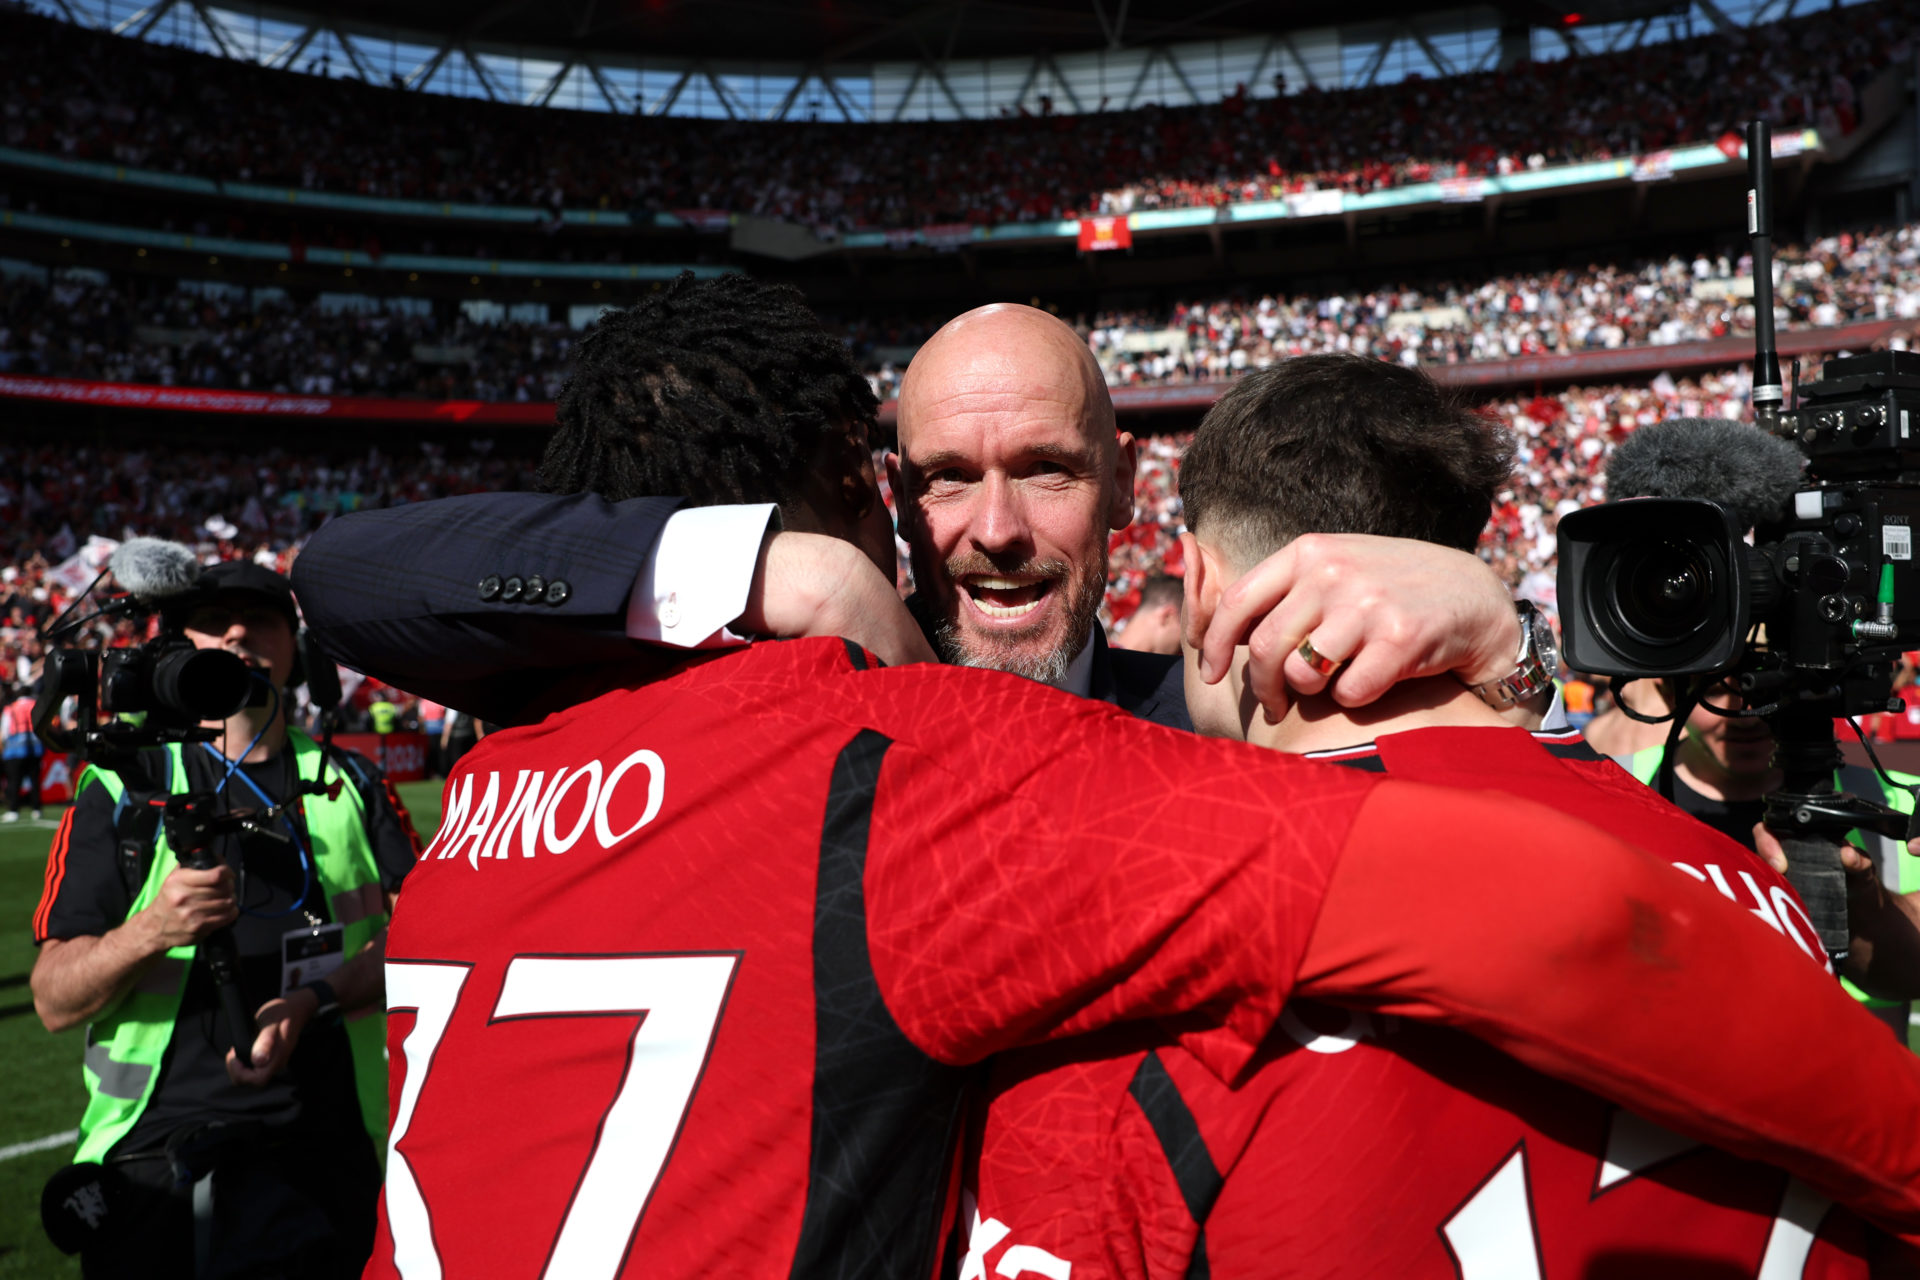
[1605,418,1805,531]
[109,538,205,601]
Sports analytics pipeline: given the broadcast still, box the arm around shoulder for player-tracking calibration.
[291,491,683,722]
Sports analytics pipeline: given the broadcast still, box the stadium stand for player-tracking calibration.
[0,1,1907,228]
[6,221,1916,403]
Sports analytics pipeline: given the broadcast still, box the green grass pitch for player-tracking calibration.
[0,780,443,1276]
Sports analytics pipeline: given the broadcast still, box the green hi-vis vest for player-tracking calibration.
[1626,741,1920,1023]
[72,729,391,1163]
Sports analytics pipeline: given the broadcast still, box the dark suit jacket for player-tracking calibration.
[1087,629,1192,732]
[292,490,1195,731]
[291,491,683,725]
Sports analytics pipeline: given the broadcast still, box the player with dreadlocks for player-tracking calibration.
[540,272,888,539]
[298,274,1920,1280]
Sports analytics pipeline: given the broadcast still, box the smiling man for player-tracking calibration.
[893,305,1137,690]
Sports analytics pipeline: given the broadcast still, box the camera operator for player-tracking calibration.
[1617,680,1920,1028]
[1621,678,1784,845]
[28,562,421,1280]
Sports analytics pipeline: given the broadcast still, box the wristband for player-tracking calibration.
[298,979,340,1019]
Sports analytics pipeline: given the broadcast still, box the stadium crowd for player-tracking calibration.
[0,0,1904,229]
[1096,371,1745,631]
[1084,223,1920,385]
[0,272,575,399]
[7,221,1918,402]
[0,439,529,687]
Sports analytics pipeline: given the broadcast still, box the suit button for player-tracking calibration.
[524,574,546,601]
[545,579,571,606]
[478,575,502,601]
[500,575,525,602]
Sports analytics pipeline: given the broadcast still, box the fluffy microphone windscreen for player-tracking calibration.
[108,538,204,600]
[1605,418,1806,530]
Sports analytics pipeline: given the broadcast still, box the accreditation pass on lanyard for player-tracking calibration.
[281,922,346,996]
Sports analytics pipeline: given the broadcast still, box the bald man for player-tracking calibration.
[889,304,1171,710]
[885,304,1535,728]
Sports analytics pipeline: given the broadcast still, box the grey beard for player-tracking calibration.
[931,571,1105,687]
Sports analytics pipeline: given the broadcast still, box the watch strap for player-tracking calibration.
[299,979,340,1020]
[1468,604,1555,710]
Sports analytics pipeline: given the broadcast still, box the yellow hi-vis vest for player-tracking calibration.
[72,730,391,1162]
[1626,741,1920,1032]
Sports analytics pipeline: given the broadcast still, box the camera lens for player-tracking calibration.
[152,646,251,721]
[1613,539,1716,643]
[1559,497,1747,678]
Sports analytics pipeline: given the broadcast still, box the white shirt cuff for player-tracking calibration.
[1539,686,1571,733]
[625,504,780,648]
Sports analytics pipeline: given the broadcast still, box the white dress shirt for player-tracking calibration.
[625,504,778,648]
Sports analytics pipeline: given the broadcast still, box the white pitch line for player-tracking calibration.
[0,1130,77,1161]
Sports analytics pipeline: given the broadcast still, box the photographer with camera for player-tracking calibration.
[29,561,421,1280]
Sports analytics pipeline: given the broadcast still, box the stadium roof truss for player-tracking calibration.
[30,0,1865,123]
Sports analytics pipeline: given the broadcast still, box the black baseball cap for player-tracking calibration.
[164,562,300,634]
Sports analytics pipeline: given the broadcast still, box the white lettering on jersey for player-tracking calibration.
[424,773,472,861]
[543,760,602,853]
[595,750,665,846]
[429,750,668,867]
[998,1245,1073,1279]
[1667,861,1826,970]
[962,1196,1074,1280]
[959,1207,1012,1280]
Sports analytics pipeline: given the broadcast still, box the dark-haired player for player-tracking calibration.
[964,356,1902,1278]
[298,282,1920,1279]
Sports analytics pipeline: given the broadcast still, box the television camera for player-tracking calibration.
[1557,120,1920,961]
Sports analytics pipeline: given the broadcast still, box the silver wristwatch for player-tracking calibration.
[1467,600,1558,711]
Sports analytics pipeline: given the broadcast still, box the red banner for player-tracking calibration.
[332,731,432,782]
[0,375,555,425]
[1076,216,1133,252]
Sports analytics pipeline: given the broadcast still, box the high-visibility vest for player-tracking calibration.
[71,730,391,1162]
[1626,741,1920,1032]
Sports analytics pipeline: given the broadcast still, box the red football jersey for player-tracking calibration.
[368,637,1390,1280]
[965,726,1868,1280]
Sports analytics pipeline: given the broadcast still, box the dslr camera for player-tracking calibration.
[1557,121,1920,957]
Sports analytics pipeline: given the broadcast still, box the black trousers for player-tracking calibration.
[81,1118,380,1280]
[5,755,38,812]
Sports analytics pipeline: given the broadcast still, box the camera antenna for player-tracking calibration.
[1747,119,1785,436]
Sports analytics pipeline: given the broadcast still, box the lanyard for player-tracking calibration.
[201,743,314,918]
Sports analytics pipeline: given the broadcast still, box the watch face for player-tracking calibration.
[1530,607,1560,673]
